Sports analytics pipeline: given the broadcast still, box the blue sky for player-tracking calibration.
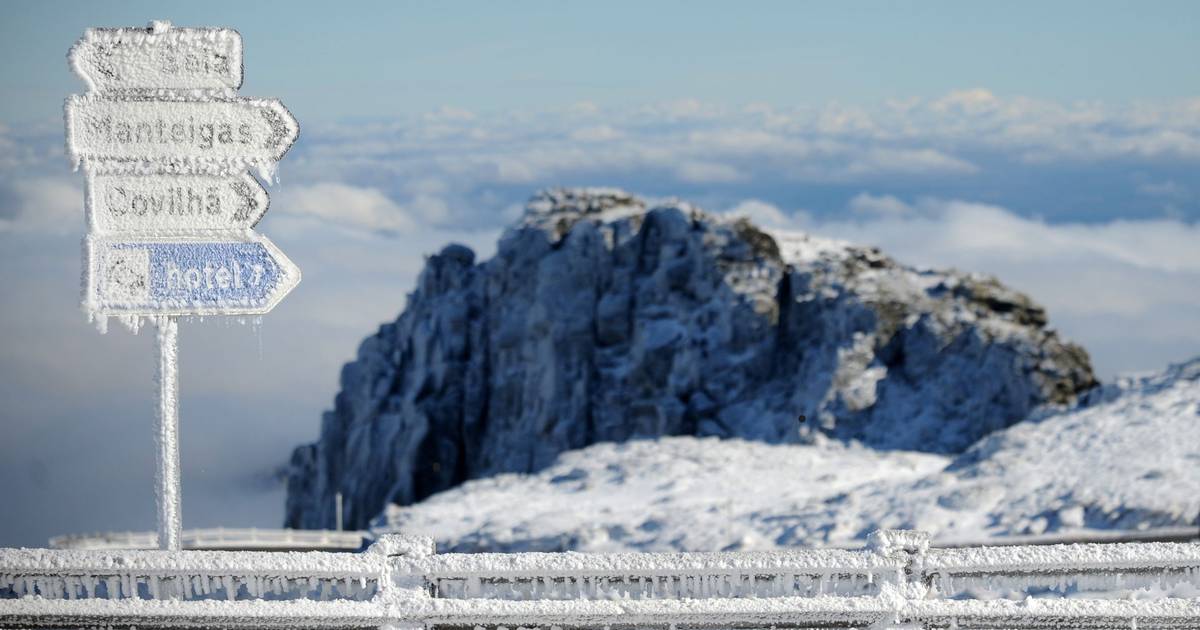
[1,1,1199,547]
[3,1,1199,123]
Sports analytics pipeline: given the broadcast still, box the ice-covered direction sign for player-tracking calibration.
[86,236,300,317]
[65,96,298,175]
[65,20,300,552]
[69,24,243,92]
[87,172,270,232]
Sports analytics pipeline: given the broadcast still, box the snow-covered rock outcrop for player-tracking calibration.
[286,188,1096,530]
[376,357,1200,552]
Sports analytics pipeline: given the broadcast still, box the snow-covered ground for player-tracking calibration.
[378,358,1200,552]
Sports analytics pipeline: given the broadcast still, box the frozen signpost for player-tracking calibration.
[64,21,299,551]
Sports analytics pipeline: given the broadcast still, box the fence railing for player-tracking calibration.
[2,530,1198,629]
[48,527,369,551]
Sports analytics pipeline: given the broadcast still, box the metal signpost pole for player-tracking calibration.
[155,316,181,551]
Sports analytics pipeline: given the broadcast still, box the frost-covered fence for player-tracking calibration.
[0,545,383,602]
[2,530,1199,629]
[49,528,368,552]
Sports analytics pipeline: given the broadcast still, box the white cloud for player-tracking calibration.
[0,177,82,234]
[641,98,723,120]
[424,105,476,122]
[566,101,601,117]
[275,182,417,235]
[725,199,798,228]
[843,148,979,176]
[676,161,744,183]
[570,125,621,142]
[816,198,1200,275]
[932,88,1001,114]
[847,192,913,217]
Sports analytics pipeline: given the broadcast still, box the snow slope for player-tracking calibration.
[376,358,1200,552]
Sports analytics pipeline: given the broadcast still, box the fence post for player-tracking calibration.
[867,529,932,629]
[370,533,437,612]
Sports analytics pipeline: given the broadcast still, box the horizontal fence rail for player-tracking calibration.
[0,546,385,603]
[404,546,908,601]
[48,528,369,552]
[926,525,1199,548]
[920,541,1200,598]
[2,530,1198,629]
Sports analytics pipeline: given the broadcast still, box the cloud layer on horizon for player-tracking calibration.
[4,89,1200,235]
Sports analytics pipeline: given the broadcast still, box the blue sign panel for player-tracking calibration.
[89,236,299,315]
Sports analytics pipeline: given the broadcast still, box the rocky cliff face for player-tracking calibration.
[285,188,1096,530]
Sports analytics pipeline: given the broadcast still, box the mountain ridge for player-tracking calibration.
[285,188,1097,531]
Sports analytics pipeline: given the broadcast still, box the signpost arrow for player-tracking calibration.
[69,22,242,92]
[85,234,300,317]
[87,172,270,232]
[65,96,299,174]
